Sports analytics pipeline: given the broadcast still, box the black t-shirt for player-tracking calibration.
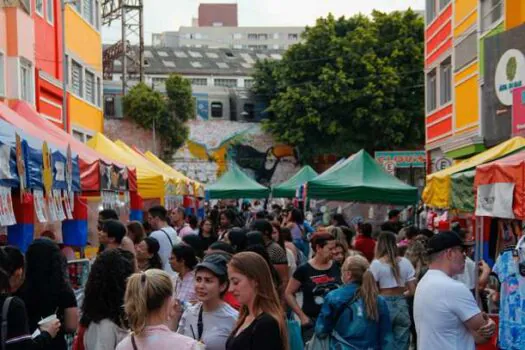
[292,262,342,319]
[225,313,284,350]
[18,287,77,350]
[0,295,52,350]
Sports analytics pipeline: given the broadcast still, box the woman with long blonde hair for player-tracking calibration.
[226,252,288,350]
[370,232,416,350]
[315,255,394,348]
[116,269,199,350]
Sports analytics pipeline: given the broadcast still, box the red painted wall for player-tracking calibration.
[33,0,62,79]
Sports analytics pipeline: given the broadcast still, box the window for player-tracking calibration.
[206,52,219,58]
[439,0,450,10]
[480,0,503,31]
[71,60,83,97]
[157,51,168,57]
[271,53,282,60]
[190,61,202,68]
[288,33,298,40]
[174,51,188,58]
[191,78,207,86]
[72,130,84,142]
[248,33,258,40]
[85,70,95,104]
[256,53,268,59]
[189,51,202,58]
[0,53,4,97]
[233,44,243,49]
[162,60,176,67]
[233,33,242,39]
[95,0,100,29]
[426,0,437,23]
[20,60,33,103]
[273,33,280,39]
[258,34,268,40]
[83,0,93,24]
[243,103,255,119]
[454,31,477,71]
[144,50,154,58]
[64,54,69,85]
[152,77,167,86]
[427,69,437,112]
[46,0,54,23]
[73,0,81,13]
[214,79,237,88]
[216,62,229,69]
[244,79,254,89]
[440,59,452,105]
[211,102,223,118]
[96,77,101,107]
[35,0,43,15]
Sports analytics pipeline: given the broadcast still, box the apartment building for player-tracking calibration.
[424,0,525,173]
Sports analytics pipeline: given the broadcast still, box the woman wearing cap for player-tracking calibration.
[370,232,416,350]
[116,270,199,350]
[178,254,239,350]
[135,237,163,271]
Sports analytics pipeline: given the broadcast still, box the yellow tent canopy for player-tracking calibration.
[422,136,525,208]
[87,133,171,200]
[143,150,205,196]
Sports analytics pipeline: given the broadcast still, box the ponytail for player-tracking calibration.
[359,270,379,321]
[124,269,173,335]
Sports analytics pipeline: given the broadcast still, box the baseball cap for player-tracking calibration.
[427,231,475,254]
[196,253,230,277]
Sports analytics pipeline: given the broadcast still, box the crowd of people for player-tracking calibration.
[0,202,504,350]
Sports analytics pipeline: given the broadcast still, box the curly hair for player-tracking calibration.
[80,249,135,328]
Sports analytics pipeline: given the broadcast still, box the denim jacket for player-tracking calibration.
[314,283,394,350]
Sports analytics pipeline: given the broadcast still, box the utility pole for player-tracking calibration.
[151,81,157,155]
[61,0,76,132]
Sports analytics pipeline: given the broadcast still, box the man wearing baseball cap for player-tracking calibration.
[414,231,495,350]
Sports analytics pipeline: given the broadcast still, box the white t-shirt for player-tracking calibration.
[414,269,481,350]
[370,257,416,288]
[150,226,180,274]
[454,257,477,290]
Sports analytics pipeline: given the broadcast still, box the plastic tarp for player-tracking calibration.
[450,170,475,212]
[142,150,204,196]
[422,137,525,208]
[207,163,269,199]
[272,165,318,198]
[7,101,137,192]
[88,133,171,200]
[307,150,418,205]
[0,103,82,191]
[475,150,525,219]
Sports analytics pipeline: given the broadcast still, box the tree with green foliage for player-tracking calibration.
[252,10,424,161]
[123,73,194,159]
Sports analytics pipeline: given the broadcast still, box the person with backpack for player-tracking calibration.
[148,206,181,273]
[0,246,61,349]
[313,255,393,349]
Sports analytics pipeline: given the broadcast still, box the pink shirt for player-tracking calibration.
[116,325,198,350]
[178,224,196,238]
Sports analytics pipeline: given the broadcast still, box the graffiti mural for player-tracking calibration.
[171,120,300,185]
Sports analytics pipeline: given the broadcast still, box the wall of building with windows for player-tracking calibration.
[64,0,103,134]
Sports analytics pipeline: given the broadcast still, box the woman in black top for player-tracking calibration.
[17,239,78,350]
[199,219,218,251]
[226,252,288,350]
[0,246,61,349]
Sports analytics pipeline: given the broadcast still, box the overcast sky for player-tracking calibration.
[102,0,425,44]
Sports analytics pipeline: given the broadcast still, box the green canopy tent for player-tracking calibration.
[272,165,319,198]
[206,163,270,199]
[307,150,418,205]
[450,170,475,212]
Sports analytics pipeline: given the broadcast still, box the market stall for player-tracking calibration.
[423,137,525,209]
[206,163,270,199]
[307,150,418,205]
[272,165,318,198]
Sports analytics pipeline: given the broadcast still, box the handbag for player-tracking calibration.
[304,292,360,350]
[287,318,304,350]
[1,297,13,350]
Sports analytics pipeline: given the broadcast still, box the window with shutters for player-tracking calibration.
[85,70,95,104]
[96,77,101,106]
[71,60,83,97]
[440,59,452,105]
[214,78,237,88]
[427,69,437,112]
[83,0,93,24]
[426,0,437,23]
[480,0,503,31]
[35,0,43,16]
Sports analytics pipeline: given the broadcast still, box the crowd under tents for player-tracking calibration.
[272,165,318,198]
[307,150,418,205]
[206,163,270,199]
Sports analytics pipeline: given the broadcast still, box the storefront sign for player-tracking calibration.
[476,183,515,219]
[495,49,525,106]
[375,151,425,168]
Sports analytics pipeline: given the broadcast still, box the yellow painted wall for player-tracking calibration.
[454,0,477,27]
[64,7,102,71]
[454,11,477,37]
[454,62,478,83]
[506,0,525,30]
[69,95,103,132]
[454,74,479,131]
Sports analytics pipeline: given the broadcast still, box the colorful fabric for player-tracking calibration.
[493,249,525,350]
[175,271,197,303]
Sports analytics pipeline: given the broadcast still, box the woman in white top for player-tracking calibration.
[370,232,416,350]
[117,269,199,350]
[178,254,239,350]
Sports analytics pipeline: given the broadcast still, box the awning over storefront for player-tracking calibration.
[423,137,525,208]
